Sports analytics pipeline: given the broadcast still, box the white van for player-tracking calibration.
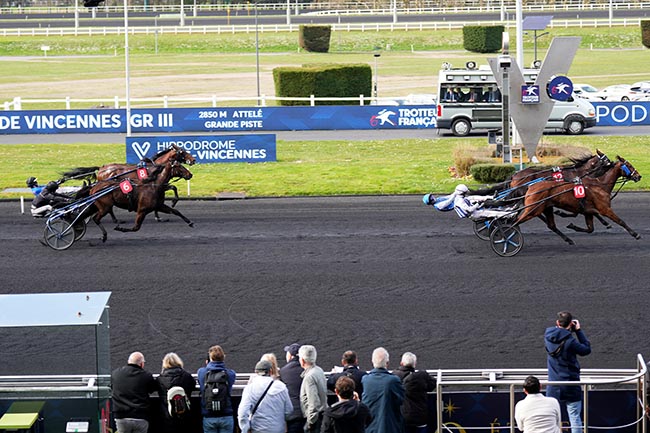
[436,63,597,136]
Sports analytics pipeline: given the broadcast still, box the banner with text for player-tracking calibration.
[591,101,650,126]
[126,134,276,164]
[0,105,437,134]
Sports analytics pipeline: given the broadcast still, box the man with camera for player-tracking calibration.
[544,311,591,433]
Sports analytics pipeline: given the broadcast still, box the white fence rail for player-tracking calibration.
[4,95,418,110]
[0,17,643,37]
[0,1,648,15]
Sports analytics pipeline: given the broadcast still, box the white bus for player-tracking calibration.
[436,62,597,136]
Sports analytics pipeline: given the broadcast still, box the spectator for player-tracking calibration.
[514,375,561,433]
[393,352,436,433]
[238,360,293,433]
[545,312,591,433]
[280,343,305,433]
[197,345,237,433]
[156,352,196,433]
[362,347,405,433]
[299,344,328,433]
[111,351,158,433]
[327,350,367,397]
[261,353,280,380]
[321,376,373,433]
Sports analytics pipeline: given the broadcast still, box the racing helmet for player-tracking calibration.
[422,194,435,206]
[45,181,59,192]
[26,177,38,188]
[454,184,469,195]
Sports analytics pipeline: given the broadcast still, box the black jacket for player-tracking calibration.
[111,363,158,420]
[327,365,367,397]
[280,356,305,421]
[156,367,197,433]
[393,366,436,426]
[321,399,372,433]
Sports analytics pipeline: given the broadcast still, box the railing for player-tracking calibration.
[1,354,646,430]
[0,2,648,16]
[0,17,643,37]
[435,353,648,433]
[3,95,419,110]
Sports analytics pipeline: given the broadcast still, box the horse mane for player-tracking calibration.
[149,147,172,161]
[567,153,595,168]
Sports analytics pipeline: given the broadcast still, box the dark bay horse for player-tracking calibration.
[85,161,194,243]
[64,144,196,223]
[513,156,642,245]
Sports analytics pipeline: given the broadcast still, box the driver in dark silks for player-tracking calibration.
[31,181,72,217]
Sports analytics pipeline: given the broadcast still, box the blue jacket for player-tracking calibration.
[544,326,591,402]
[197,361,237,417]
[361,368,405,433]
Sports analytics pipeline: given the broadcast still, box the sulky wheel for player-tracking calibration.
[489,223,524,257]
[43,219,76,251]
[473,219,493,241]
[64,214,87,241]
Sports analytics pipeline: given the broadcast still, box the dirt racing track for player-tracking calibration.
[0,194,649,376]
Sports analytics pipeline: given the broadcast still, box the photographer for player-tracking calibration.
[544,312,591,433]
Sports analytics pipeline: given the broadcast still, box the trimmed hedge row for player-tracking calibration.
[642,20,650,49]
[462,25,505,53]
[470,163,518,183]
[299,25,331,53]
[273,64,372,106]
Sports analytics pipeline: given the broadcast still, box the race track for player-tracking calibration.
[0,194,648,376]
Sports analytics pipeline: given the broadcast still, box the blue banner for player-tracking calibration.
[591,101,650,126]
[0,102,647,134]
[0,106,437,134]
[126,134,276,164]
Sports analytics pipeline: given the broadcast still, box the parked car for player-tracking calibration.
[573,83,600,100]
[593,84,645,101]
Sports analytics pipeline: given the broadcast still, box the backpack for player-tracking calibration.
[203,370,230,416]
[167,386,190,418]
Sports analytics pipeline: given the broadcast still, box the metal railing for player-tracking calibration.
[435,354,648,433]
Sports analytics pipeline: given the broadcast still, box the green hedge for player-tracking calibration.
[470,163,517,183]
[642,21,650,49]
[273,64,372,106]
[299,25,332,53]
[462,25,505,53]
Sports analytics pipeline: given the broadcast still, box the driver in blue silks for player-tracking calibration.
[423,184,513,219]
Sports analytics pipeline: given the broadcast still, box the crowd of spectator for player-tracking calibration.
[111,312,589,433]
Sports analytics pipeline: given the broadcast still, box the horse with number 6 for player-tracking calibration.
[83,160,194,243]
[513,155,642,245]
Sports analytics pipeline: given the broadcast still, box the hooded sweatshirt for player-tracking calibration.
[321,399,373,433]
[544,326,591,402]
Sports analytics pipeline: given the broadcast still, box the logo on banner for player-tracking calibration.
[137,168,148,180]
[370,109,396,127]
[131,141,151,160]
[547,76,573,102]
[521,85,540,104]
[119,179,133,194]
[573,184,586,198]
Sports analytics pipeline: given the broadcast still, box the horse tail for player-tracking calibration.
[61,167,99,183]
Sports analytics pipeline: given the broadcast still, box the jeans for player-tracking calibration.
[566,400,583,433]
[115,418,149,433]
[203,416,234,433]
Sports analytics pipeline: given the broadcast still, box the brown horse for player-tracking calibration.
[86,161,194,243]
[513,156,642,245]
[65,145,196,223]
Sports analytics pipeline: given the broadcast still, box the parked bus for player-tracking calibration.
[436,62,597,136]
